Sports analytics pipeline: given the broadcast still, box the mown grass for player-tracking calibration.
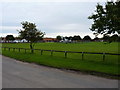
[2,42,119,53]
[2,42,119,64]
[1,42,120,78]
[1,50,119,75]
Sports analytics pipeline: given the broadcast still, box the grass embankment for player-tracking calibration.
[1,42,120,78]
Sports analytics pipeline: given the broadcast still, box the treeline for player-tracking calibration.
[56,34,120,42]
[56,35,91,41]
[1,34,119,43]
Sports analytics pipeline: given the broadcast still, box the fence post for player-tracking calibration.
[13,48,15,52]
[82,52,84,60]
[31,49,34,53]
[4,47,6,51]
[103,53,105,61]
[65,51,67,58]
[9,48,10,51]
[41,50,43,55]
[51,50,53,56]
[19,48,20,52]
[25,49,26,53]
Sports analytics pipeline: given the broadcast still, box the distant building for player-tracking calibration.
[43,38,57,42]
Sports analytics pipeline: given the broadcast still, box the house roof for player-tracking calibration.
[43,38,56,41]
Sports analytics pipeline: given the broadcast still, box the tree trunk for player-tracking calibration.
[30,43,34,53]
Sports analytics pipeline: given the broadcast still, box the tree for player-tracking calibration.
[18,21,45,53]
[72,35,82,41]
[6,35,15,42]
[102,35,110,42]
[88,1,120,36]
[110,34,119,42]
[83,35,91,41]
[64,36,69,40]
[15,36,21,40]
[56,35,62,41]
[93,37,100,41]
[68,36,73,40]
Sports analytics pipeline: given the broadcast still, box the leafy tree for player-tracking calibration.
[56,35,62,41]
[18,21,45,53]
[118,36,120,42]
[61,36,71,40]
[15,36,21,40]
[93,37,100,41]
[6,35,15,42]
[102,35,110,42]
[88,1,120,36]
[110,34,119,42]
[72,35,82,41]
[65,36,69,40]
[83,35,91,41]
[68,36,73,40]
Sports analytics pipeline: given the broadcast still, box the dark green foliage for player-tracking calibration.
[93,37,100,41]
[18,21,45,53]
[72,35,82,41]
[6,35,15,41]
[56,35,62,41]
[102,34,119,43]
[83,35,91,41]
[63,35,81,41]
[102,35,110,42]
[68,36,73,40]
[88,1,120,36]
[110,34,119,42]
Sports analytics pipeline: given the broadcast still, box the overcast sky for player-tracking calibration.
[0,0,115,38]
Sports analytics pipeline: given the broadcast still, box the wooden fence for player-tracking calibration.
[1,47,120,61]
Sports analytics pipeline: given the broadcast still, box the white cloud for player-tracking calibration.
[1,0,109,3]
[45,32,94,39]
[50,24,89,32]
[0,33,18,37]
[1,2,107,38]
[45,32,104,39]
[0,26,21,37]
[0,26,21,30]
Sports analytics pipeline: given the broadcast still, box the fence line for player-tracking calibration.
[1,47,120,61]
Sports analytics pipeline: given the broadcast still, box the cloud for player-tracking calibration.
[1,2,106,38]
[0,26,21,30]
[48,23,89,32]
[45,32,95,39]
[1,0,109,2]
[0,26,21,34]
[0,33,18,37]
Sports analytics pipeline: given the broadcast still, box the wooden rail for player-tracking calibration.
[1,47,120,61]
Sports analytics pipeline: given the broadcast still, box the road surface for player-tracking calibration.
[2,55,118,88]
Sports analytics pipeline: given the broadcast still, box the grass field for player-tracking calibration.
[2,42,119,53]
[1,42,120,78]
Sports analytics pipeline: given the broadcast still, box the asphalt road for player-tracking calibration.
[2,55,118,88]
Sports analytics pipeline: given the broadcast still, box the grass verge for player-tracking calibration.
[1,50,119,79]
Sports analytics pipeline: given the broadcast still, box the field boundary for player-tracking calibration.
[1,47,120,61]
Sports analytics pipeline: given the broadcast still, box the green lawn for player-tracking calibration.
[1,42,120,78]
[2,42,119,53]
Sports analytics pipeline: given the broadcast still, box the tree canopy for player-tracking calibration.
[56,35,62,41]
[88,1,120,36]
[72,35,82,41]
[83,35,91,41]
[18,21,45,53]
[6,35,15,41]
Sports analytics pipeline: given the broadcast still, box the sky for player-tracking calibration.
[0,0,117,39]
